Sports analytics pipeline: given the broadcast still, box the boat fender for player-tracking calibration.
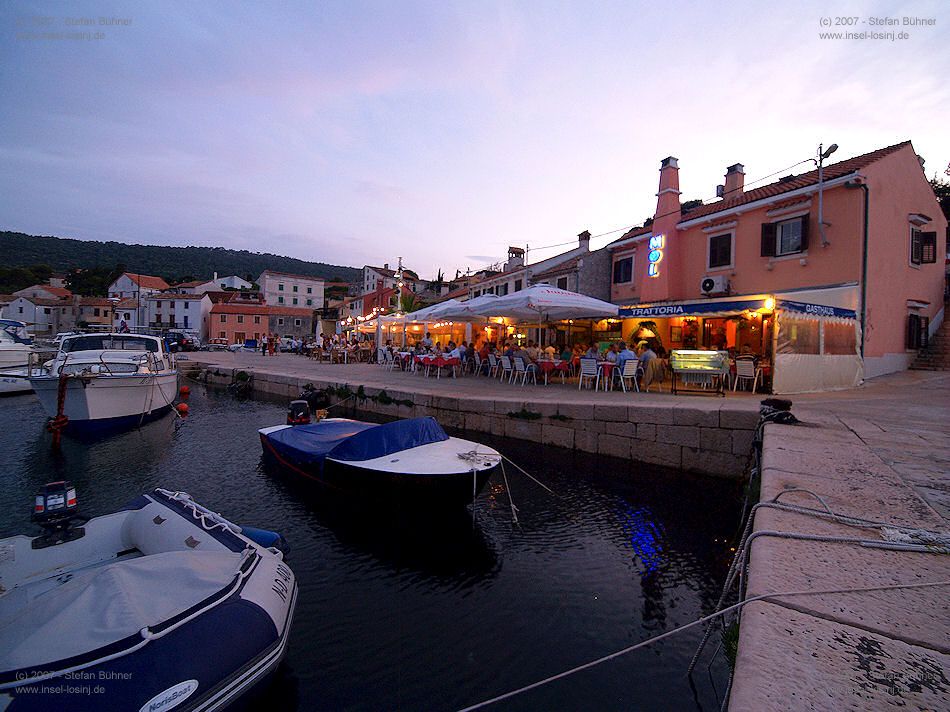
[241,526,288,553]
[175,403,190,416]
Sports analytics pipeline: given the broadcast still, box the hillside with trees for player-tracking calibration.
[1,231,360,293]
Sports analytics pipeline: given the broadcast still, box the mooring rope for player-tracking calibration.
[454,578,950,712]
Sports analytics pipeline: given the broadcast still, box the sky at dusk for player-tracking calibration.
[1,0,947,279]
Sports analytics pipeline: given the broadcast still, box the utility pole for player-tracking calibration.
[395,257,404,314]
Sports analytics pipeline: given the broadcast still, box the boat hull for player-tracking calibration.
[0,346,31,370]
[260,426,500,507]
[0,490,297,712]
[30,372,179,427]
[0,368,32,395]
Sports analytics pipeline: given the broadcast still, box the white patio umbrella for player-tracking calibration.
[404,299,464,321]
[469,285,618,321]
[433,293,500,322]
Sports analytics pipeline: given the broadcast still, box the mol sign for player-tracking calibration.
[647,234,665,278]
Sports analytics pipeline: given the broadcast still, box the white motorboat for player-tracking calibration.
[0,483,297,711]
[0,367,32,395]
[29,333,179,431]
[0,320,33,370]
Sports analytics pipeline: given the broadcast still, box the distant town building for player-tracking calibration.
[206,303,314,345]
[77,297,115,328]
[257,270,325,309]
[5,296,76,335]
[467,233,595,299]
[13,284,73,301]
[361,264,419,296]
[170,273,252,294]
[108,272,171,328]
[145,294,207,333]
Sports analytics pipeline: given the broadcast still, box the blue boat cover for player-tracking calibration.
[328,417,449,462]
[264,417,449,469]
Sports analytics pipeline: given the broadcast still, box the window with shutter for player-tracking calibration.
[920,231,937,264]
[761,224,776,257]
[612,257,633,284]
[708,233,732,269]
[910,228,922,265]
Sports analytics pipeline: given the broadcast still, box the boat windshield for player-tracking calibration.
[62,335,160,353]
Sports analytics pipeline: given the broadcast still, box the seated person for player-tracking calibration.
[512,345,539,375]
[559,344,573,361]
[543,343,556,359]
[584,343,599,360]
[525,341,540,361]
[616,341,638,370]
[604,344,619,363]
[637,340,657,371]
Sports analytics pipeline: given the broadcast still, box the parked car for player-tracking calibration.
[165,332,199,352]
[205,338,229,351]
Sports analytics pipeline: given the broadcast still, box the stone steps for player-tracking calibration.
[910,311,950,370]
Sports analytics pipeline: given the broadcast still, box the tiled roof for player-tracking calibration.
[79,297,114,306]
[606,225,652,248]
[259,270,325,282]
[124,273,170,290]
[44,286,73,298]
[149,293,203,300]
[678,141,911,223]
[533,255,583,279]
[22,297,70,307]
[172,280,205,288]
[366,266,419,280]
[115,297,139,308]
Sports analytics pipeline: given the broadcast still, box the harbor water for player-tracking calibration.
[0,385,744,711]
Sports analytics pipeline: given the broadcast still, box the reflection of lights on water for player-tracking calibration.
[619,504,665,575]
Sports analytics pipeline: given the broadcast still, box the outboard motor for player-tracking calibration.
[287,399,311,426]
[32,481,86,548]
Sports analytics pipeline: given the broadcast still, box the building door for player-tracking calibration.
[235,332,246,344]
[183,315,189,328]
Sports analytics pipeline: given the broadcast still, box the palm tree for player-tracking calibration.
[400,291,420,313]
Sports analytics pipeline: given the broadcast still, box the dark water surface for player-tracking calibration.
[0,386,743,711]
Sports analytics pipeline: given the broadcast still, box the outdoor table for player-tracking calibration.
[396,351,413,371]
[537,359,570,385]
[417,355,460,379]
[597,361,616,391]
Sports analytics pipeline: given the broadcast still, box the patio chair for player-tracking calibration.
[578,358,599,390]
[614,359,640,393]
[733,357,762,393]
[513,357,537,386]
[500,355,514,383]
[473,352,483,376]
[487,353,499,378]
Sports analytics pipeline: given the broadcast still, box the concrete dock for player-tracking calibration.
[729,369,950,710]
[179,352,950,709]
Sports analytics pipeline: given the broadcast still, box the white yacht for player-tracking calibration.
[30,333,179,430]
[0,319,33,370]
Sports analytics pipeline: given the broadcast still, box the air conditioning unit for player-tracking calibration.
[700,275,728,295]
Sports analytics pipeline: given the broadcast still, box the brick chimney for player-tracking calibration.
[577,230,591,251]
[655,156,681,220]
[723,163,745,200]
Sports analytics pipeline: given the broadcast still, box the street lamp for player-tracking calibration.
[817,142,838,247]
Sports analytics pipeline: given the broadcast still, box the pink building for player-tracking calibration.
[609,141,946,392]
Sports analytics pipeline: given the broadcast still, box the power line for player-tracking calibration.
[521,156,818,255]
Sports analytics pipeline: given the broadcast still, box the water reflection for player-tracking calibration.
[260,458,500,583]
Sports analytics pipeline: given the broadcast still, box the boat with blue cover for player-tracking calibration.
[0,484,296,711]
[259,416,501,506]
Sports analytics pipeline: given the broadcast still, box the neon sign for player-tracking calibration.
[647,234,665,278]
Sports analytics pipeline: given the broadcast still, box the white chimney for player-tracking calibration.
[213,272,218,281]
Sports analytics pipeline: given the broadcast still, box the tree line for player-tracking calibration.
[1,231,360,292]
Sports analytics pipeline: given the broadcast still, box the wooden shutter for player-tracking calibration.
[907,314,920,349]
[910,229,922,264]
[761,223,776,256]
[920,231,937,264]
[799,216,810,251]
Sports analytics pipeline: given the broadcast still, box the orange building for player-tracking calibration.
[609,141,947,391]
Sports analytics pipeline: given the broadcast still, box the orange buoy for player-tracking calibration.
[175,403,190,416]
[179,385,191,398]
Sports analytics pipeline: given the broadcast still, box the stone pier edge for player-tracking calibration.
[188,364,759,478]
